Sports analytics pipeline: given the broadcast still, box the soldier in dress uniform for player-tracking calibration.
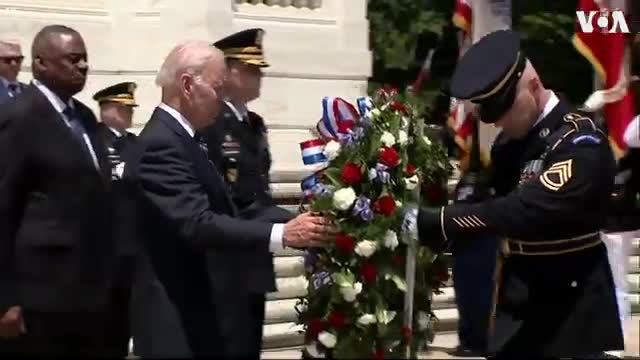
[202,28,295,359]
[404,30,623,358]
[93,82,140,358]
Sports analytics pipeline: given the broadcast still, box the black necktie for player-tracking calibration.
[7,83,18,98]
[63,106,97,168]
[194,133,209,159]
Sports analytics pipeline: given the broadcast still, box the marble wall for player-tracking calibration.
[0,0,371,179]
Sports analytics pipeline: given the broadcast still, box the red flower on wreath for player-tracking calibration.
[308,318,325,338]
[340,162,362,185]
[406,163,417,176]
[402,325,413,342]
[335,234,356,253]
[392,254,404,267]
[378,147,401,168]
[360,262,378,283]
[376,85,398,100]
[391,101,407,114]
[373,195,396,216]
[436,269,450,282]
[328,310,346,330]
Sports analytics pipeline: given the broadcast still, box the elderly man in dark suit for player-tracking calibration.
[0,25,117,357]
[0,39,27,105]
[126,40,333,358]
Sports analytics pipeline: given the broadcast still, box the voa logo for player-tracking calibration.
[576,8,630,33]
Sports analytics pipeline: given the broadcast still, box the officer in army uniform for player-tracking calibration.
[404,30,623,358]
[93,82,140,357]
[202,29,295,359]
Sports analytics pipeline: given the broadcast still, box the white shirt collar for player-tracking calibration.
[532,91,559,128]
[224,100,248,122]
[32,79,73,113]
[158,102,195,138]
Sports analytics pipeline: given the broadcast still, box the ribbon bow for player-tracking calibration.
[316,96,360,140]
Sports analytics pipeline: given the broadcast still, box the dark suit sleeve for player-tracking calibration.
[418,139,615,248]
[136,139,274,252]
[0,109,27,312]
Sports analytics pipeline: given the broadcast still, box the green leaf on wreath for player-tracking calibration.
[334,270,355,287]
[389,274,407,292]
[324,167,343,187]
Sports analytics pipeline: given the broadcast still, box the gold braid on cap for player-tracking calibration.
[469,52,522,102]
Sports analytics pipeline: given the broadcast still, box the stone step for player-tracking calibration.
[265,288,457,325]
[274,248,305,257]
[274,256,305,278]
[631,293,640,314]
[631,256,640,274]
[267,276,308,301]
[633,238,640,256]
[262,308,459,349]
[630,273,640,294]
[261,332,471,359]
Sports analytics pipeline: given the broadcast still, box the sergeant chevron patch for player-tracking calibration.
[452,215,486,228]
[540,159,573,191]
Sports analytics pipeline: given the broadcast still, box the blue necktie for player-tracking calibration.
[63,106,97,168]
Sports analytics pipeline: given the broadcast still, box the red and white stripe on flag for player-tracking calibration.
[448,98,475,152]
[453,0,472,35]
[573,0,635,157]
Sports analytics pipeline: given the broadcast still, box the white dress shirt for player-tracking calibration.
[32,79,100,170]
[624,115,640,148]
[158,102,285,252]
[533,91,560,129]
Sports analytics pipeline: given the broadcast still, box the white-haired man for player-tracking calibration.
[0,39,26,104]
[125,41,334,358]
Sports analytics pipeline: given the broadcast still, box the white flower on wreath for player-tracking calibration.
[418,311,431,330]
[305,342,324,358]
[357,314,377,326]
[397,130,408,145]
[371,108,382,118]
[318,331,337,348]
[380,131,396,147]
[377,310,397,324]
[339,281,363,302]
[323,140,341,161]
[383,230,399,250]
[355,240,378,258]
[403,174,419,191]
[395,200,403,208]
[333,187,356,211]
[422,136,432,146]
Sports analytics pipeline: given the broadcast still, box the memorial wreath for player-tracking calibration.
[296,87,452,359]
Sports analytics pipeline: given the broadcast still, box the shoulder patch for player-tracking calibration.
[539,159,573,191]
[572,134,602,145]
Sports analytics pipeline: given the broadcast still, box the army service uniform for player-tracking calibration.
[411,30,623,358]
[93,82,141,357]
[202,28,294,360]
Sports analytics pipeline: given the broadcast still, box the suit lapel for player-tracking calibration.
[156,108,237,214]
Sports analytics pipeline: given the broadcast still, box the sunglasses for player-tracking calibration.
[0,56,24,64]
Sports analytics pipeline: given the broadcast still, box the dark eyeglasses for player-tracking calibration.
[0,56,24,64]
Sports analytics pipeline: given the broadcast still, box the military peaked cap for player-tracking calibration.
[214,28,269,67]
[449,29,526,124]
[92,82,138,107]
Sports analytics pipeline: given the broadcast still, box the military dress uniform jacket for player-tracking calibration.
[416,99,623,357]
[202,103,293,295]
[99,127,142,255]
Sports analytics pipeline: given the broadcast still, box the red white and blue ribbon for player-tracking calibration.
[300,138,327,165]
[316,97,360,140]
[356,96,373,118]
